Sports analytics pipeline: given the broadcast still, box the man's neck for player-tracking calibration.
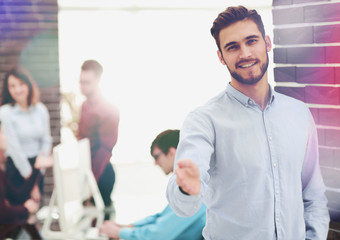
[86,89,101,102]
[230,74,270,110]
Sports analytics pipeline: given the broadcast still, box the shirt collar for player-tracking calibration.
[225,83,275,108]
[13,103,34,113]
[86,91,103,105]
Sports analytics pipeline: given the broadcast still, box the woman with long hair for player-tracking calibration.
[0,65,52,204]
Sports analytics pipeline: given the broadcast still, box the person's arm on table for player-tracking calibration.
[101,205,206,240]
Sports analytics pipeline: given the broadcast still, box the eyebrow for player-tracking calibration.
[223,35,260,50]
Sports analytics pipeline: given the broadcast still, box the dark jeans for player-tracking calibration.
[0,223,42,240]
[97,163,115,219]
[5,157,43,204]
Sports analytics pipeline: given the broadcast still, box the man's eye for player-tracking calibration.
[227,45,238,51]
[248,39,257,45]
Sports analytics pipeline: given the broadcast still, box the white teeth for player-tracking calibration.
[240,62,255,68]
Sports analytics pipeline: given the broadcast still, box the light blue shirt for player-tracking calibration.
[167,84,329,240]
[119,204,206,240]
[0,103,52,178]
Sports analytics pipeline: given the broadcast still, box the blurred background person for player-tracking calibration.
[0,118,53,240]
[0,120,5,170]
[0,66,52,206]
[78,60,120,219]
[99,129,206,240]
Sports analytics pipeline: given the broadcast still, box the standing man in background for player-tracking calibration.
[78,60,120,219]
[167,5,329,240]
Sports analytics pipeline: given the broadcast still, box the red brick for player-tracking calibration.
[305,86,340,105]
[274,67,295,82]
[319,147,334,167]
[274,86,305,101]
[305,3,340,23]
[318,108,340,127]
[275,27,313,45]
[309,107,318,124]
[287,47,325,64]
[294,0,328,3]
[325,46,340,64]
[296,67,334,84]
[336,68,340,84]
[321,167,340,188]
[273,7,304,25]
[1,0,57,5]
[273,48,287,64]
[317,128,325,145]
[273,0,293,6]
[0,5,58,14]
[325,129,340,148]
[314,25,340,43]
[334,150,340,168]
[273,29,279,45]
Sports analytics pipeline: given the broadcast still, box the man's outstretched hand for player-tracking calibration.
[175,159,201,196]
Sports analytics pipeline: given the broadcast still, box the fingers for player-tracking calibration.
[99,220,120,238]
[99,221,110,235]
[175,160,201,195]
[34,155,53,169]
[30,184,41,202]
[177,159,194,169]
[24,199,39,214]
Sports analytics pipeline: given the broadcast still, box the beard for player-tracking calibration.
[227,53,269,85]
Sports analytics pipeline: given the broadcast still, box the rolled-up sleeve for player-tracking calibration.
[39,103,52,157]
[302,115,330,240]
[0,106,32,178]
[167,111,213,217]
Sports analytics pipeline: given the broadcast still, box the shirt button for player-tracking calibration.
[269,136,272,141]
[273,163,277,168]
[248,99,253,105]
[276,217,280,222]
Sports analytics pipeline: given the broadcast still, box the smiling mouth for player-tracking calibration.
[237,60,258,69]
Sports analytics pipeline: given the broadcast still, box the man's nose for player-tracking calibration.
[239,45,251,58]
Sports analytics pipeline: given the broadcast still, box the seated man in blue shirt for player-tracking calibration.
[99,129,206,240]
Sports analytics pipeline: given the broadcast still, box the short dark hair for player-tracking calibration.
[150,129,180,156]
[210,6,266,52]
[1,66,40,106]
[81,59,103,77]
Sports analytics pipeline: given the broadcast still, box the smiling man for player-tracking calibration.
[166,5,330,240]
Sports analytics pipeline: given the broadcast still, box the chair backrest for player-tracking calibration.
[78,138,92,200]
[53,142,84,232]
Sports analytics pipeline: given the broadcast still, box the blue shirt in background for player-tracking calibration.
[0,103,52,178]
[167,84,329,240]
[119,204,206,240]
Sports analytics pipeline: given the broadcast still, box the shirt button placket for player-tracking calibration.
[264,112,281,240]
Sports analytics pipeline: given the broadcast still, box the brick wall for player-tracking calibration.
[0,0,60,205]
[272,0,340,238]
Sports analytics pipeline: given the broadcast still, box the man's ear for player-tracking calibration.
[217,50,226,65]
[168,147,176,157]
[265,35,272,52]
